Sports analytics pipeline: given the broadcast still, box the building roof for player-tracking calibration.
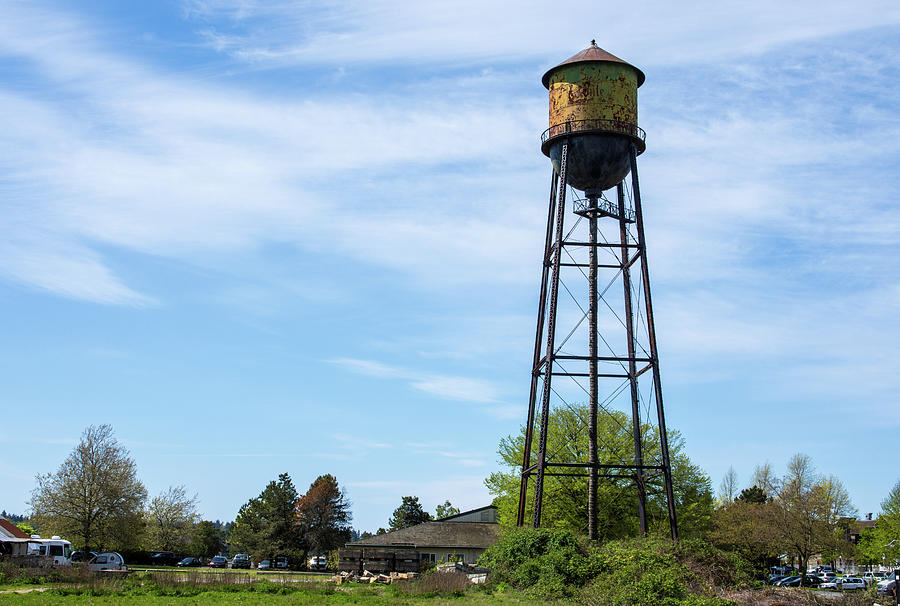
[436,504,497,522]
[0,518,30,539]
[542,41,645,89]
[347,521,500,550]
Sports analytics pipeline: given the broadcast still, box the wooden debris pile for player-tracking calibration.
[330,570,419,585]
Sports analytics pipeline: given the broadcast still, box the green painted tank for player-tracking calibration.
[541,42,646,196]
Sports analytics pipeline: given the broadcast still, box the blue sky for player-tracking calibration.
[1,0,899,533]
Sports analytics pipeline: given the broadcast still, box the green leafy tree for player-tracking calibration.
[710,498,780,570]
[190,520,224,559]
[485,408,713,539]
[230,473,304,563]
[435,500,460,519]
[880,479,900,563]
[296,474,352,559]
[145,485,199,552]
[30,424,148,552]
[16,522,35,536]
[388,496,431,530]
[773,454,855,581]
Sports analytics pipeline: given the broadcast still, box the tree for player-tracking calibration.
[230,473,304,563]
[737,485,768,504]
[856,479,900,567]
[485,407,714,540]
[710,498,780,570]
[296,474,352,557]
[773,454,855,582]
[718,467,738,505]
[388,496,431,531]
[30,424,147,552]
[879,479,900,562]
[751,463,780,497]
[145,485,199,552]
[435,500,460,519]
[189,520,224,559]
[16,522,35,536]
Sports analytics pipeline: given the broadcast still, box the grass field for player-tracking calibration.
[0,589,550,606]
[0,566,554,606]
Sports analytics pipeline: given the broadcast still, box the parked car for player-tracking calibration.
[779,575,822,587]
[150,551,179,566]
[70,550,97,563]
[275,556,288,569]
[208,556,228,568]
[308,555,327,570]
[836,577,865,591]
[87,552,126,572]
[177,557,202,567]
[876,572,897,596]
[257,559,272,570]
[231,553,251,569]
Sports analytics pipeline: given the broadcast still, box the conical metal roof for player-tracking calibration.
[541,41,645,89]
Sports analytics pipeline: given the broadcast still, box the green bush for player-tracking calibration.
[581,537,750,606]
[477,527,595,597]
[478,529,751,603]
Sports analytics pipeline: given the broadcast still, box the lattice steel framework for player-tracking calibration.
[516,140,679,541]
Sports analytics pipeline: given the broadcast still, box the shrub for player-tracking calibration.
[477,527,595,597]
[478,529,752,603]
[581,537,751,606]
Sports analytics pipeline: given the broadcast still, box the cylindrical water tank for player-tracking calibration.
[541,42,646,196]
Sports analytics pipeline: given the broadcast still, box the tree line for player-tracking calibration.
[26,425,353,561]
[25,424,464,562]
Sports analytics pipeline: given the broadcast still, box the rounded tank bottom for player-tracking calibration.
[547,134,633,195]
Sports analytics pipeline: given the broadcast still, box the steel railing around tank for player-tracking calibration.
[541,119,646,145]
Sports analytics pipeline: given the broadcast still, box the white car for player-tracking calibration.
[820,579,839,590]
[87,552,126,571]
[836,577,865,591]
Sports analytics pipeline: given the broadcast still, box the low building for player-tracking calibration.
[0,518,31,556]
[339,505,500,573]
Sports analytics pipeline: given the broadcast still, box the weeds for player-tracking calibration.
[393,570,472,597]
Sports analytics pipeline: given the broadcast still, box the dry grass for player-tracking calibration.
[723,587,880,606]
[394,570,472,596]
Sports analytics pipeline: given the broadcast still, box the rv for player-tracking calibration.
[26,535,72,566]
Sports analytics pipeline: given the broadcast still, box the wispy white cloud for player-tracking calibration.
[183,0,900,70]
[329,357,502,403]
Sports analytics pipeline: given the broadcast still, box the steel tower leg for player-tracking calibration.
[532,142,569,528]
[587,194,599,540]
[517,170,560,527]
[629,144,679,541]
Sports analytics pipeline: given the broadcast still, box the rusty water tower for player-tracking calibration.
[516,41,679,540]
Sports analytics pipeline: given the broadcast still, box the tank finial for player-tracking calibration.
[591,39,597,47]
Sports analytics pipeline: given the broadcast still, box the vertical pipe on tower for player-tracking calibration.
[517,170,560,527]
[533,142,570,528]
[587,195,599,541]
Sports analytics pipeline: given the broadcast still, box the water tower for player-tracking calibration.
[516,42,678,540]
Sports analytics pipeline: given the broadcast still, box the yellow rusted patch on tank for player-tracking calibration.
[548,63,638,136]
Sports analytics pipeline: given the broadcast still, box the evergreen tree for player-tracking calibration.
[230,473,304,563]
[388,496,431,530]
[296,474,352,558]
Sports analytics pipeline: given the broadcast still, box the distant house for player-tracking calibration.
[0,517,31,556]
[339,505,500,573]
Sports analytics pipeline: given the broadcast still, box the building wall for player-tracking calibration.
[445,509,498,524]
